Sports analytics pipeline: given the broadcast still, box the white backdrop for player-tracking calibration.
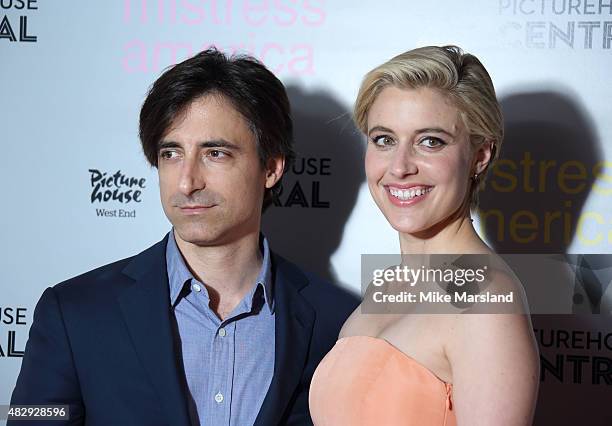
[1,1,611,424]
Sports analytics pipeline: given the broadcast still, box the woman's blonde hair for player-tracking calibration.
[354,45,503,208]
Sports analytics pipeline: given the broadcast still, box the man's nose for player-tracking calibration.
[178,156,206,195]
[389,143,418,178]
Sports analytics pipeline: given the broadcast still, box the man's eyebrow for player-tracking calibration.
[158,139,242,151]
[158,141,181,150]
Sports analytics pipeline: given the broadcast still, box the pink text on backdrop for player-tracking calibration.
[122,0,326,27]
[121,37,314,75]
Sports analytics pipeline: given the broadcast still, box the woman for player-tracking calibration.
[309,46,539,425]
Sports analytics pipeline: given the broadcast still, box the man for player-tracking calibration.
[10,49,358,426]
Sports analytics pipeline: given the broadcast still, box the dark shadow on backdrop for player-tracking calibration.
[478,90,611,313]
[478,91,611,426]
[262,86,365,290]
[478,90,601,254]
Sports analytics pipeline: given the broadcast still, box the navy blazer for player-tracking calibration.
[10,235,359,426]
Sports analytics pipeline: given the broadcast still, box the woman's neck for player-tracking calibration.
[399,213,491,255]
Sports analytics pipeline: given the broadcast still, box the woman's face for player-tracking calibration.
[365,86,483,235]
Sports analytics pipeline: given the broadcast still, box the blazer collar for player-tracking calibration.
[254,253,316,426]
[118,234,192,426]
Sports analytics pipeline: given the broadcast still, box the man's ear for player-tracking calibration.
[474,139,494,175]
[264,156,286,189]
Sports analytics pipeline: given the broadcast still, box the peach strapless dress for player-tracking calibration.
[309,335,456,425]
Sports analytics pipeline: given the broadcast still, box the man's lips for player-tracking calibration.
[177,205,216,214]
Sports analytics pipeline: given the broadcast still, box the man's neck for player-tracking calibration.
[174,229,264,320]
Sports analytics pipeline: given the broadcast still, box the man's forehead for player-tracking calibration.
[160,94,255,144]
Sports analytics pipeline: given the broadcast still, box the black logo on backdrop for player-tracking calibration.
[0,0,37,43]
[0,307,27,358]
[89,169,146,219]
[272,157,331,208]
[498,0,612,49]
[536,327,612,385]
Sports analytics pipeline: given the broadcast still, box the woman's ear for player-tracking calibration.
[474,139,494,175]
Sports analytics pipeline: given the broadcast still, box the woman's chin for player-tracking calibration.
[387,219,430,236]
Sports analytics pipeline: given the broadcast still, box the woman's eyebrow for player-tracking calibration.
[414,127,456,138]
[368,125,395,136]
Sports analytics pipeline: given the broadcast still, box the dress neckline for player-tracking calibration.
[337,335,452,387]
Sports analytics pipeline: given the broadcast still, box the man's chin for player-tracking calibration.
[172,225,222,247]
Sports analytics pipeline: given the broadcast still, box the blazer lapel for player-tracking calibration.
[117,235,191,426]
[255,255,316,426]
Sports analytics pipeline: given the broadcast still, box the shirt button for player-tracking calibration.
[218,327,226,337]
[214,392,224,403]
[192,283,202,293]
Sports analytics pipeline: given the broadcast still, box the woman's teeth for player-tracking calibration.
[389,186,432,201]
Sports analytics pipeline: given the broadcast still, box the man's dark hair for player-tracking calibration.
[139,48,295,207]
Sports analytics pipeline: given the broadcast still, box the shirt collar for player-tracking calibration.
[166,230,274,313]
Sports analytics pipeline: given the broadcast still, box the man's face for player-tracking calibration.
[158,94,283,247]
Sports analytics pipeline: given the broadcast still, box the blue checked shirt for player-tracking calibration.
[166,231,275,426]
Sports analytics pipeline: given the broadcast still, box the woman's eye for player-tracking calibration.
[372,135,395,147]
[418,137,446,149]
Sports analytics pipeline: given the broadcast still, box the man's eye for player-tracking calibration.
[418,137,446,149]
[371,135,395,147]
[159,150,178,159]
[208,150,227,159]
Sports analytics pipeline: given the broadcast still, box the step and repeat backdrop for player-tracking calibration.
[1,1,611,424]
